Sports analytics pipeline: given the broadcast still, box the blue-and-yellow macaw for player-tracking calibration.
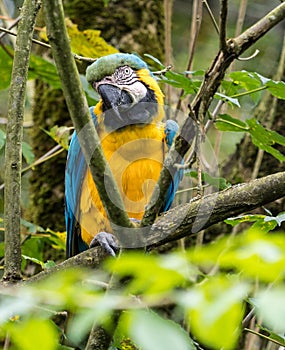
[65,53,182,257]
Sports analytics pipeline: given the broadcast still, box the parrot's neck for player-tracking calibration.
[99,123,165,160]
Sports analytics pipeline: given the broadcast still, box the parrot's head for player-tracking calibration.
[86,53,164,131]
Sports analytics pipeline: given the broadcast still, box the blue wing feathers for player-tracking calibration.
[65,107,97,257]
[162,119,183,212]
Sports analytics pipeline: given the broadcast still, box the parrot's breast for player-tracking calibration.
[79,123,165,245]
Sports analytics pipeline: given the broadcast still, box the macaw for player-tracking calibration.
[65,53,182,258]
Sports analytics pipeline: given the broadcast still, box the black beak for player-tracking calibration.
[97,84,132,111]
[97,84,133,129]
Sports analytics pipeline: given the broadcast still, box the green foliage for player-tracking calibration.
[1,225,285,349]
[0,47,13,90]
[5,318,58,350]
[0,131,35,164]
[0,129,6,151]
[43,125,73,150]
[28,54,61,89]
[185,275,246,350]
[0,218,65,271]
[216,115,285,161]
[186,170,232,190]
[22,141,35,164]
[117,310,196,350]
[225,211,285,232]
[0,47,61,90]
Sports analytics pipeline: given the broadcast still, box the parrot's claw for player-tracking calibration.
[89,232,119,257]
[130,218,141,226]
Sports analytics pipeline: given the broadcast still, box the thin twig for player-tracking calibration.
[0,16,21,40]
[175,0,203,117]
[203,0,220,35]
[164,0,173,106]
[219,0,228,51]
[153,64,172,75]
[0,26,96,62]
[244,328,285,347]
[0,26,50,48]
[0,144,66,191]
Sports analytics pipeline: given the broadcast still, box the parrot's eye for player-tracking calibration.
[113,66,135,83]
[123,67,131,76]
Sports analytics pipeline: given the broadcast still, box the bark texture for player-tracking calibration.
[24,170,285,284]
[4,0,41,282]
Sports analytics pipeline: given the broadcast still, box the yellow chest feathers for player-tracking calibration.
[82,123,166,225]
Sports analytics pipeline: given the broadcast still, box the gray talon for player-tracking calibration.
[89,232,119,257]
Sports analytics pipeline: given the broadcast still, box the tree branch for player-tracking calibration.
[3,0,41,283]
[219,0,228,51]
[147,171,285,248]
[22,170,285,285]
[42,0,134,243]
[140,2,285,227]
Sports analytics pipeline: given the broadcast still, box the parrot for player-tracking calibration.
[65,53,183,258]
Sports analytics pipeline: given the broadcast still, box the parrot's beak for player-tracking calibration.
[97,84,132,112]
[97,84,134,130]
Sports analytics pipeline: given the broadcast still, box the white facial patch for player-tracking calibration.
[120,80,148,104]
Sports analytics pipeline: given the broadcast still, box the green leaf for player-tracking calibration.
[7,318,58,350]
[225,214,279,233]
[20,219,45,234]
[189,230,285,282]
[45,228,66,251]
[0,242,4,258]
[127,310,196,350]
[266,80,285,99]
[215,114,248,132]
[216,115,285,161]
[22,255,45,269]
[43,125,72,150]
[246,118,285,161]
[29,54,61,89]
[215,92,240,107]
[188,171,231,190]
[0,47,61,90]
[0,129,6,150]
[22,141,35,164]
[229,71,263,91]
[161,70,199,96]
[254,287,285,333]
[44,260,56,269]
[80,74,99,105]
[144,53,165,68]
[106,252,188,295]
[264,212,285,226]
[184,276,246,350]
[258,325,285,346]
[21,235,45,270]
[0,47,13,90]
[225,214,266,226]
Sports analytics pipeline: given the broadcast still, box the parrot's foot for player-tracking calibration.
[130,218,141,227]
[89,232,119,257]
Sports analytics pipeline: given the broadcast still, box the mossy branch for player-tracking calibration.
[42,0,133,241]
[24,171,285,284]
[3,0,41,283]
[140,1,285,227]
